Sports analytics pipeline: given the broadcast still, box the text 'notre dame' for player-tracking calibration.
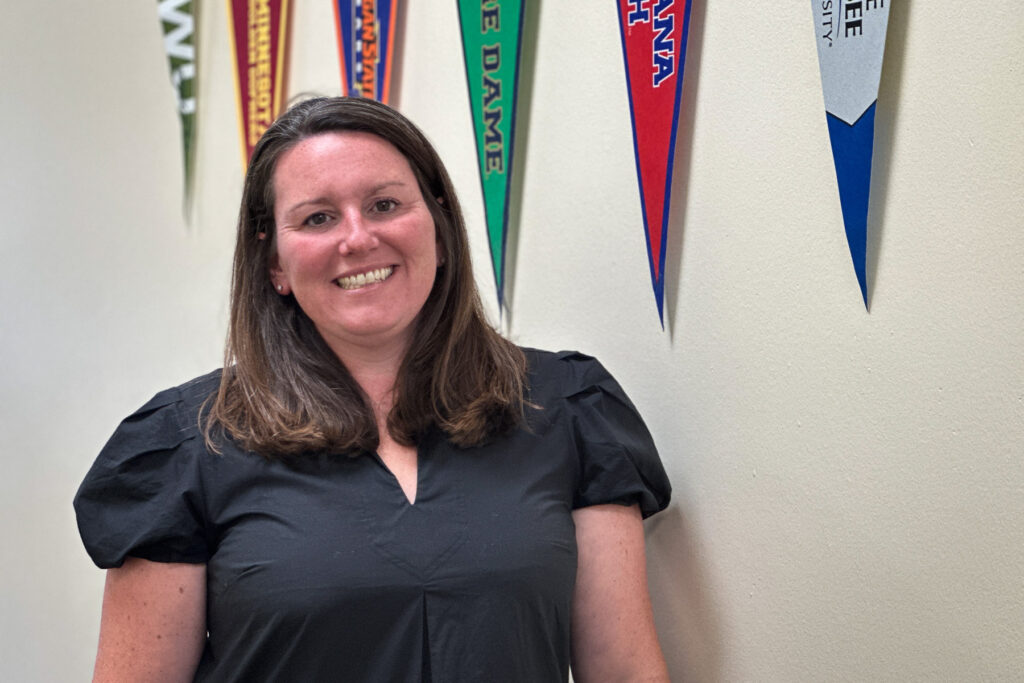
[480,1,504,175]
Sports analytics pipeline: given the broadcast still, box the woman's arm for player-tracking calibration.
[571,504,669,683]
[92,557,206,683]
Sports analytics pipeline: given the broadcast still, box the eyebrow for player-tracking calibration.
[279,180,412,217]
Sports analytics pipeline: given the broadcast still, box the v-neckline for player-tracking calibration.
[374,444,420,506]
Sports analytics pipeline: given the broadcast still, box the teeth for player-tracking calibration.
[337,266,394,290]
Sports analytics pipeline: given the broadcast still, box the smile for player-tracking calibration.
[336,266,395,290]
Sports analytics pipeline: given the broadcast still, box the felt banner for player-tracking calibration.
[332,1,399,103]
[457,0,525,311]
[157,0,198,210]
[813,0,890,307]
[227,0,291,166]
[617,0,693,326]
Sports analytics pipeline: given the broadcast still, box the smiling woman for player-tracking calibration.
[209,97,526,460]
[74,97,671,682]
[269,132,441,363]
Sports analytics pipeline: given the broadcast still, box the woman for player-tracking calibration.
[76,96,671,682]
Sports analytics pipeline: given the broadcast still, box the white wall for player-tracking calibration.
[3,3,1021,681]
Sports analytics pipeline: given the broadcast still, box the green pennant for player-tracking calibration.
[158,0,198,213]
[457,0,524,310]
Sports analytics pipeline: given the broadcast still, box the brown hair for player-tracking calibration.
[205,96,525,456]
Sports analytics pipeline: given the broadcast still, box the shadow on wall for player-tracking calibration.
[664,0,707,338]
[865,0,912,307]
[647,505,724,682]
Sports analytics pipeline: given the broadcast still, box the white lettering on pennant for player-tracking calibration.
[158,0,195,115]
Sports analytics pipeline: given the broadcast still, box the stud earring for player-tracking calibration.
[277,284,284,292]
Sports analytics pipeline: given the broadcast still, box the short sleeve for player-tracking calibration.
[555,351,671,518]
[74,387,211,568]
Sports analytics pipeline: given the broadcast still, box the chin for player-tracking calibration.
[324,317,417,349]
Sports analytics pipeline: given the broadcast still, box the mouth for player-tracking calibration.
[335,266,395,290]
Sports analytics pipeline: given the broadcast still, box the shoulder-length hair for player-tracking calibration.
[205,96,525,457]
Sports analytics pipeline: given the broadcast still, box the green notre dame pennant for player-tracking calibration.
[457,0,525,312]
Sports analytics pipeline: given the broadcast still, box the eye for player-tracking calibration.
[371,199,398,213]
[303,212,331,227]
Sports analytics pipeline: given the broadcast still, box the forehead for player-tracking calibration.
[272,131,418,196]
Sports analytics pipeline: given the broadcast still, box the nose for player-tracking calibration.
[337,210,379,255]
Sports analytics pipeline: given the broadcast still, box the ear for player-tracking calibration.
[268,251,290,295]
[435,235,445,267]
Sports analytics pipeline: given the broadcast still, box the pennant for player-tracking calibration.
[457,0,525,311]
[157,0,198,211]
[812,0,890,307]
[617,0,693,326]
[227,0,291,166]
[332,1,400,103]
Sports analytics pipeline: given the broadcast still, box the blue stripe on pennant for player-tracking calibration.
[826,101,876,307]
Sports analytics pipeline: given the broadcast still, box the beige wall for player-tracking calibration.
[2,2,1021,680]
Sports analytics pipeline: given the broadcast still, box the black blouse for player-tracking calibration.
[75,349,671,682]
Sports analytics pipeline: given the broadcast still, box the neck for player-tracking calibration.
[333,342,406,422]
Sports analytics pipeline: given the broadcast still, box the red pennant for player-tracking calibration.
[227,0,292,166]
[617,0,692,324]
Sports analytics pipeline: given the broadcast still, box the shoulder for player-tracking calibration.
[76,369,225,567]
[135,368,223,418]
[520,347,671,517]
[95,369,224,463]
[521,347,620,402]
[521,346,596,370]
[127,369,222,427]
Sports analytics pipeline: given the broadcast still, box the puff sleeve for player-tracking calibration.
[74,386,212,568]
[555,351,671,518]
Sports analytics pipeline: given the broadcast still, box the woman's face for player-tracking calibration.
[269,131,440,361]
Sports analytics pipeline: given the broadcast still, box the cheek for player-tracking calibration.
[277,237,328,278]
